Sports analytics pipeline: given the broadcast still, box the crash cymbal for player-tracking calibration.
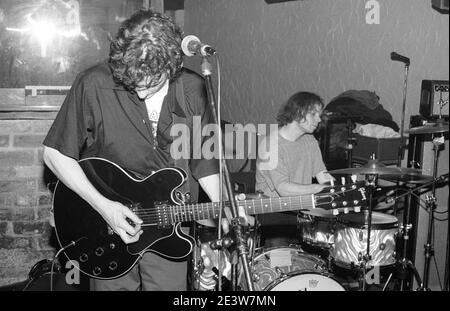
[329,159,402,175]
[406,121,449,135]
[379,168,434,184]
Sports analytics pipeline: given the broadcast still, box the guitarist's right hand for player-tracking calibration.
[98,200,143,244]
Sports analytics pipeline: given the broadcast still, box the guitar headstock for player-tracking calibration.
[315,176,367,215]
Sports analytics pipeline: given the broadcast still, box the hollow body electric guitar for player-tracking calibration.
[53,157,368,279]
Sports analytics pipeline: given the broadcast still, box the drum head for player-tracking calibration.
[242,246,326,291]
[267,271,346,291]
[338,211,398,229]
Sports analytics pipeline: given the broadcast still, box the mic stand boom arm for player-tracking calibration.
[200,57,255,291]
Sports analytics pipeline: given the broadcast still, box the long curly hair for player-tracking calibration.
[276,92,324,126]
[109,9,183,91]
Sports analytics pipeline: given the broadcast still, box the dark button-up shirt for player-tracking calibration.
[43,62,219,181]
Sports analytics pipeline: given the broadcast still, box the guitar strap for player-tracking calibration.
[172,76,199,204]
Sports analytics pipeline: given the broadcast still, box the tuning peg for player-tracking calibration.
[330,179,335,187]
[351,175,357,183]
[354,206,361,213]
[344,208,349,214]
[341,177,346,185]
[333,209,339,216]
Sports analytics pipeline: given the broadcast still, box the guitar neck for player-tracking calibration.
[151,194,315,225]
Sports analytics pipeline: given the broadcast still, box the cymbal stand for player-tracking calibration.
[419,134,445,290]
[358,173,377,291]
[397,183,423,291]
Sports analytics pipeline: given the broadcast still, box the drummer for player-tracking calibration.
[255,91,334,247]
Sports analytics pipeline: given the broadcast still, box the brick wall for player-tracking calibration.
[0,97,59,286]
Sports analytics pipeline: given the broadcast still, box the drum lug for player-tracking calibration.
[358,231,364,242]
[252,273,260,282]
[275,266,287,278]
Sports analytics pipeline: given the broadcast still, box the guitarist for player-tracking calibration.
[42,9,248,291]
[255,92,335,248]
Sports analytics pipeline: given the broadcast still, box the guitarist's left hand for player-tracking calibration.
[198,174,254,234]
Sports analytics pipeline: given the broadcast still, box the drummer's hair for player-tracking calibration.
[277,92,324,126]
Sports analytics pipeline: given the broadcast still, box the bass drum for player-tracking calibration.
[240,246,345,291]
[266,271,345,291]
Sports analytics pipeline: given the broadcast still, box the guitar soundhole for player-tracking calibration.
[79,253,88,262]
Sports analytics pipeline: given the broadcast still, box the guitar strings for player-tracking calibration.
[130,186,363,224]
[132,186,359,219]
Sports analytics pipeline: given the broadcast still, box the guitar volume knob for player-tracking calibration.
[93,266,102,276]
[95,247,105,256]
[79,253,88,262]
[109,261,118,271]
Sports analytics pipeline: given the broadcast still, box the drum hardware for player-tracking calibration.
[377,172,448,290]
[406,119,448,291]
[396,181,421,291]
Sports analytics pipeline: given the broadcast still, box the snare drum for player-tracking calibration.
[332,212,398,268]
[297,209,336,252]
[241,246,344,291]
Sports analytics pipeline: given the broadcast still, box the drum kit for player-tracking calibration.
[189,119,449,291]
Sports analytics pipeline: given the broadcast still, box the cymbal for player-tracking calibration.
[406,121,449,135]
[379,168,434,184]
[329,159,402,175]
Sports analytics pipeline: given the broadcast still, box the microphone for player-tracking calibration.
[181,35,216,57]
[390,52,410,66]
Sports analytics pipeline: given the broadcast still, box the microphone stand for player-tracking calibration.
[200,56,255,291]
[397,62,409,167]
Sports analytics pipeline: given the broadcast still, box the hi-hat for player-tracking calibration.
[406,121,449,135]
[329,159,402,175]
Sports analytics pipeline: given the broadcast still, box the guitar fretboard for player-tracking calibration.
[147,195,316,225]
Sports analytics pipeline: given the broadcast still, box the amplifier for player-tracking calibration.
[419,80,449,117]
[432,0,449,13]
